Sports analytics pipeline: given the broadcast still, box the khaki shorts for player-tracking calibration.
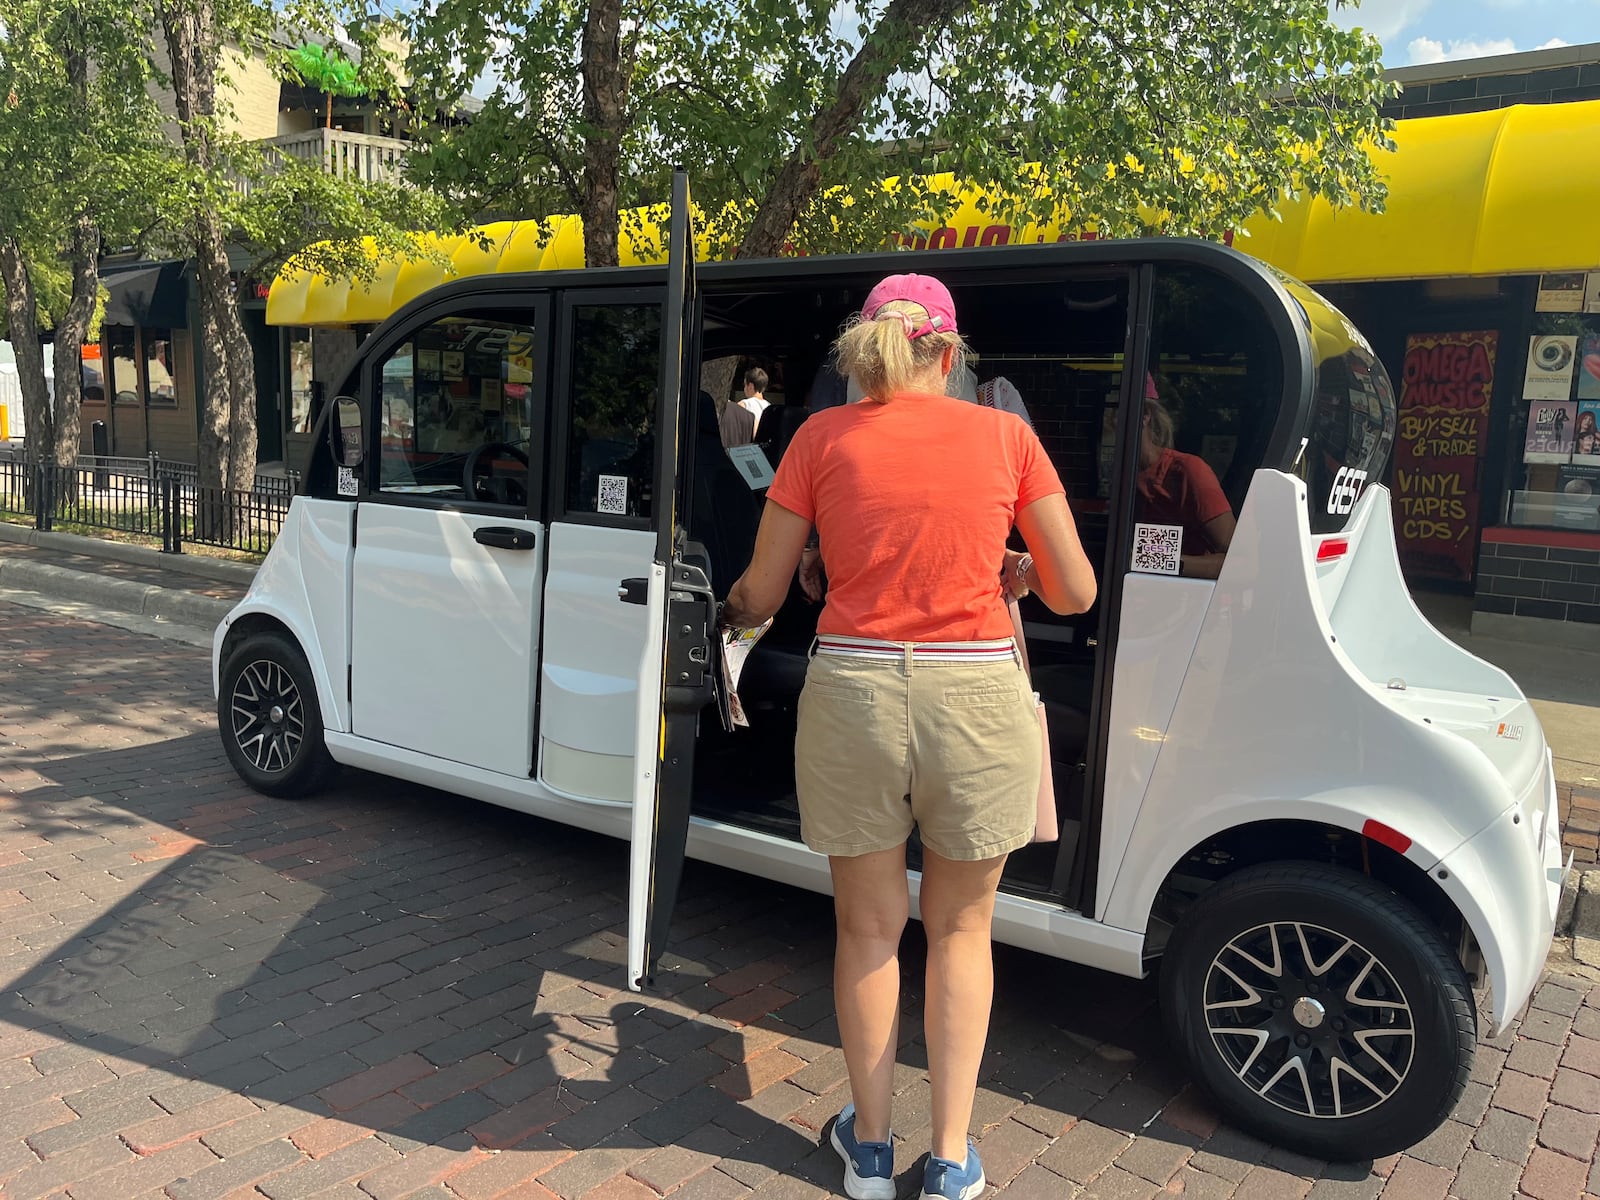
[794,648,1041,861]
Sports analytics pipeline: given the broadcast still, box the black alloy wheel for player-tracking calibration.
[1161,861,1475,1160]
[218,630,336,798]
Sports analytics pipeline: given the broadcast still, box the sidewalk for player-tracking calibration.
[0,523,250,644]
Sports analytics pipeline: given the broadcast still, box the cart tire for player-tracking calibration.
[1160,861,1474,1161]
[218,631,336,798]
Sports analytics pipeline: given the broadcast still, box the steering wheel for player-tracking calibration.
[464,442,530,506]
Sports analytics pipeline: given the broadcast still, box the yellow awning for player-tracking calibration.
[268,99,1600,328]
[1243,99,1600,283]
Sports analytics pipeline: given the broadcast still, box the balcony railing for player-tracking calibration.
[244,128,409,192]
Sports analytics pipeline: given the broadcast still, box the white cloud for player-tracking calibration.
[1328,0,1435,42]
[1406,34,1570,64]
[1407,36,1515,63]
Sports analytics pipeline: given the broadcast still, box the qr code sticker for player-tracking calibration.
[597,474,629,516]
[1132,523,1182,575]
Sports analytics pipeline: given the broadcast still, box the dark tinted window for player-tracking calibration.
[1290,290,1397,534]
[1130,268,1283,578]
[565,304,661,519]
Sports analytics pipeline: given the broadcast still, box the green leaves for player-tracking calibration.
[405,0,1392,266]
[286,42,365,97]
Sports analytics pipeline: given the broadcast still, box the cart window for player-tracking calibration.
[1290,292,1397,534]
[564,303,662,520]
[1130,268,1283,579]
[374,315,538,500]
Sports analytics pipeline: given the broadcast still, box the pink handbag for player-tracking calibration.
[1032,695,1058,843]
[1009,600,1057,844]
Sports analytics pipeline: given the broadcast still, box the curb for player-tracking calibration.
[0,556,235,632]
[1570,869,1600,969]
[0,521,259,586]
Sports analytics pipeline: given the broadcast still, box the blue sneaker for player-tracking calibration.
[921,1145,985,1200]
[829,1102,895,1200]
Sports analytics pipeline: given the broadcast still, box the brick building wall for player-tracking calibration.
[1474,530,1600,627]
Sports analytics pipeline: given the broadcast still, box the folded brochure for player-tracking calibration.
[720,620,772,729]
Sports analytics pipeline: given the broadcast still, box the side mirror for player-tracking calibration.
[330,395,364,468]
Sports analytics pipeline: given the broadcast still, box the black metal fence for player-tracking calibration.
[0,453,295,556]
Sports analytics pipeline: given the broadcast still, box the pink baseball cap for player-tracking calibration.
[861,274,958,338]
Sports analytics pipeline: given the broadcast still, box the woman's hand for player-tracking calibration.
[798,546,826,603]
[1000,549,1031,600]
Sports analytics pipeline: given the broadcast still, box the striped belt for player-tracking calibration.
[813,635,1018,664]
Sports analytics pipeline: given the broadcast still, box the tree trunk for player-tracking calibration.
[51,212,99,477]
[158,0,257,509]
[0,238,54,460]
[737,0,971,259]
[579,0,626,268]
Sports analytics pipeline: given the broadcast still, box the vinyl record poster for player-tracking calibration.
[1524,401,1576,464]
[1580,333,1600,401]
[1524,336,1579,401]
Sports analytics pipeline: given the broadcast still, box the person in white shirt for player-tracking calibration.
[738,367,771,432]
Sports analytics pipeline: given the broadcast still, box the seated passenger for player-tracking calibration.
[1137,380,1235,579]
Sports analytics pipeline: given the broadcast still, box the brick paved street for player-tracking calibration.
[2,602,1598,1199]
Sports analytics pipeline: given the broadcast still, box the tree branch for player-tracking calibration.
[736,0,985,258]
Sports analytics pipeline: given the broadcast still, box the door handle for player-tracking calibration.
[618,577,648,605]
[474,526,536,550]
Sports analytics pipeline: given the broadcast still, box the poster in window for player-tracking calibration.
[1524,336,1578,400]
[442,350,464,381]
[1556,465,1600,528]
[1585,273,1600,315]
[1574,400,1600,466]
[1524,401,1576,464]
[1393,330,1497,582]
[1536,273,1586,313]
[417,349,441,378]
[1580,333,1600,401]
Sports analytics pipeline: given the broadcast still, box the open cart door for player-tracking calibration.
[626,171,714,990]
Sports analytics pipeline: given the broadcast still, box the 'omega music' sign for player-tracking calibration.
[1393,330,1498,582]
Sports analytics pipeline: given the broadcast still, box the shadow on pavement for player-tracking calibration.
[0,629,1309,1197]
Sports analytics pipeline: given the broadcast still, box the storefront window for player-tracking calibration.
[1509,275,1600,531]
[107,328,138,406]
[81,345,105,405]
[143,330,177,406]
[288,330,315,433]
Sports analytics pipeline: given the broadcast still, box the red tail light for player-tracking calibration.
[1316,538,1349,562]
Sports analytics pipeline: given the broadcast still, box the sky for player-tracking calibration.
[1330,0,1600,66]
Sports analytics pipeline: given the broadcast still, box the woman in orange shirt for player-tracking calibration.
[721,275,1097,1200]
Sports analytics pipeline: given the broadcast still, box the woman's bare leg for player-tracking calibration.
[918,848,1007,1162]
[829,845,911,1144]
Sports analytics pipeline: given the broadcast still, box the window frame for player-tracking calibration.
[358,291,552,520]
[550,285,666,531]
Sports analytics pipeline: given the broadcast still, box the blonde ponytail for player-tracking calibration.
[833,299,967,401]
